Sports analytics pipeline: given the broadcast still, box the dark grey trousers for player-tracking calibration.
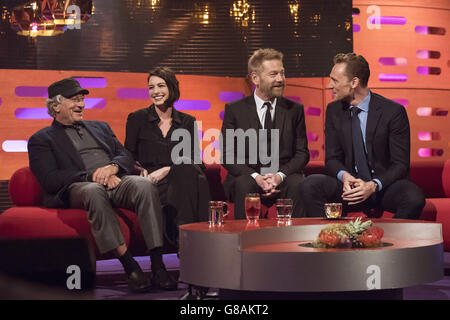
[69,175,163,254]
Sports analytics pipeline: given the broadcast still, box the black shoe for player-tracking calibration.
[126,269,151,293]
[151,268,178,290]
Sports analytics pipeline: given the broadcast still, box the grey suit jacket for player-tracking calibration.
[28,120,135,208]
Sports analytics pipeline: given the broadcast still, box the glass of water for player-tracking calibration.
[276,198,293,221]
[208,201,228,226]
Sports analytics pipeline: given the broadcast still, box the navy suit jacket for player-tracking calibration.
[325,92,411,189]
[28,120,135,208]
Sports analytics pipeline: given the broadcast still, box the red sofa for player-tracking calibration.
[0,165,224,259]
[0,160,449,258]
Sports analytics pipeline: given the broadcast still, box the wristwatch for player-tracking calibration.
[372,180,379,192]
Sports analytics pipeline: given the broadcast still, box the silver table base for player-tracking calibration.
[179,218,444,298]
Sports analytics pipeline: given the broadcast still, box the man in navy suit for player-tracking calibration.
[300,53,425,219]
[28,78,177,292]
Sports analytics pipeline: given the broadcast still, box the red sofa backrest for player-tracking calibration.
[409,160,446,198]
[7,160,449,208]
[443,159,450,198]
[7,165,227,206]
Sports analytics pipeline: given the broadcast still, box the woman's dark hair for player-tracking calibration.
[147,67,180,106]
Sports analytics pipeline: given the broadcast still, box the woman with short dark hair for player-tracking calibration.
[125,67,211,278]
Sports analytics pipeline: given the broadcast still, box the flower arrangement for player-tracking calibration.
[312,218,384,248]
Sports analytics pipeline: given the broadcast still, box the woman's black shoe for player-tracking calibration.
[151,268,178,290]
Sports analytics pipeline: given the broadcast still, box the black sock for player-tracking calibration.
[149,247,165,272]
[118,250,142,275]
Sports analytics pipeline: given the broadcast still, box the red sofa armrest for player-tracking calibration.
[8,167,43,206]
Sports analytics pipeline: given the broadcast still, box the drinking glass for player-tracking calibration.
[245,193,261,221]
[276,198,293,221]
[208,201,228,226]
[324,203,343,219]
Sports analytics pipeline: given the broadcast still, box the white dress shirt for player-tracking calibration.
[254,92,276,128]
[251,92,286,182]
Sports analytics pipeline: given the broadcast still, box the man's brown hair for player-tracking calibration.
[333,53,370,87]
[248,48,284,75]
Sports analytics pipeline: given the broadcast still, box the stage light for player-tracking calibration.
[288,0,300,24]
[230,0,254,27]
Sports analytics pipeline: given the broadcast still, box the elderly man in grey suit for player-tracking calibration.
[27,78,177,292]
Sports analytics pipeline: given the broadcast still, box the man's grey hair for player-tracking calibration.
[46,94,63,118]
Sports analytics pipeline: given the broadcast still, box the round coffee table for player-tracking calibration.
[179,218,443,299]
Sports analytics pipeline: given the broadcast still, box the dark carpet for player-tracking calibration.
[92,253,450,300]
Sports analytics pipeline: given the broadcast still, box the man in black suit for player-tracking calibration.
[221,48,310,219]
[28,78,177,292]
[300,53,425,219]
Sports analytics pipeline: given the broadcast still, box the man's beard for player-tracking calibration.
[263,83,285,99]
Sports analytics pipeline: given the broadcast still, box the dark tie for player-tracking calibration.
[263,102,273,156]
[263,102,273,130]
[351,107,371,181]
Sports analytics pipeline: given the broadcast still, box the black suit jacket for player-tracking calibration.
[28,120,135,208]
[124,105,203,173]
[221,95,309,181]
[325,92,411,189]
